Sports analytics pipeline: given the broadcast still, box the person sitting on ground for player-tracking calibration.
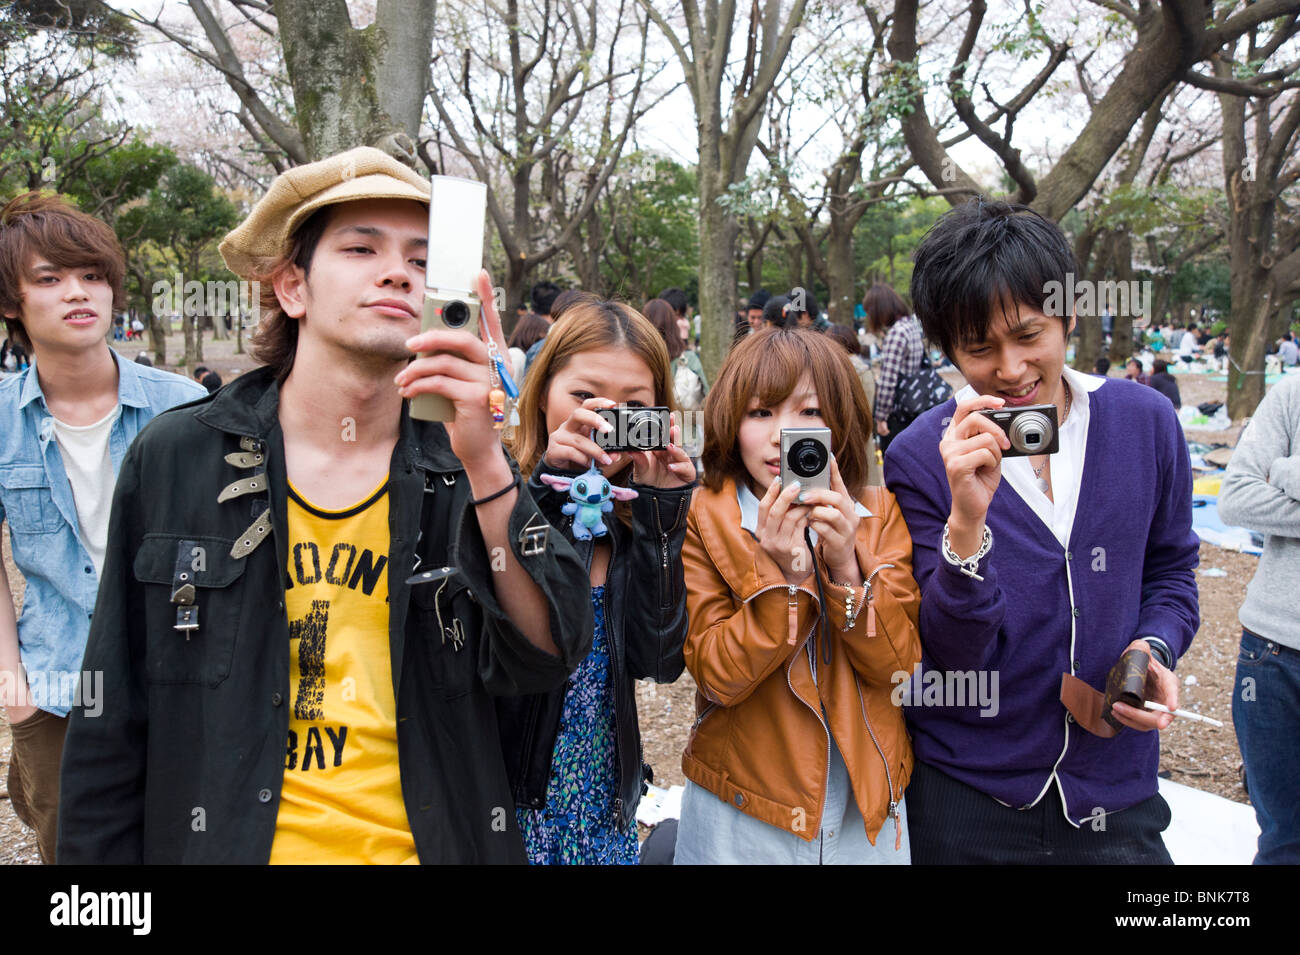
[1124,357,1150,386]
[193,364,210,382]
[1149,359,1181,409]
[200,370,223,394]
[1177,323,1200,365]
[1093,357,1110,377]
[1278,331,1298,368]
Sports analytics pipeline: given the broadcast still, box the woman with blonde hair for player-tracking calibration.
[500,299,697,864]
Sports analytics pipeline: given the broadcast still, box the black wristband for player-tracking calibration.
[469,473,520,507]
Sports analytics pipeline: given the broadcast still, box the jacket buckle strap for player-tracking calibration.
[170,539,197,605]
[441,473,457,487]
[230,507,272,559]
[224,451,264,469]
[217,475,266,503]
[174,604,200,638]
[239,436,265,454]
[518,515,549,557]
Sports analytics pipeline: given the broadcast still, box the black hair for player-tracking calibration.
[1094,357,1110,375]
[658,287,689,317]
[762,294,789,327]
[747,289,771,311]
[530,280,561,316]
[785,286,820,322]
[201,371,223,393]
[910,197,1078,362]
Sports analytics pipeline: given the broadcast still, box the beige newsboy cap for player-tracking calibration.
[219,146,430,280]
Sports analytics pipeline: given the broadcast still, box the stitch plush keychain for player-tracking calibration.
[539,461,638,540]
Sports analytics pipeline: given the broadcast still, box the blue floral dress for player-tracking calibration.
[518,585,638,864]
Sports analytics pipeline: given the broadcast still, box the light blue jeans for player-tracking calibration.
[674,734,910,865]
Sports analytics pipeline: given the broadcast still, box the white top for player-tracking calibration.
[1179,331,1198,357]
[954,366,1104,550]
[52,405,120,579]
[737,481,871,547]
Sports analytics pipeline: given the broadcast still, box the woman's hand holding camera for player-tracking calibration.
[797,456,862,584]
[941,395,1011,558]
[629,419,695,489]
[542,397,627,472]
[757,478,813,586]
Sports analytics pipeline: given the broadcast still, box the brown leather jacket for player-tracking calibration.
[681,478,922,845]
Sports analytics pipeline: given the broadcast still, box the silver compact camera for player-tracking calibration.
[780,427,832,500]
[594,406,671,451]
[979,403,1059,457]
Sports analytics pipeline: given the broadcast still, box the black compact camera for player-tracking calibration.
[979,403,1059,457]
[594,406,671,451]
[780,427,832,499]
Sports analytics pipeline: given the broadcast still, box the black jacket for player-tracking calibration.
[56,366,593,864]
[1150,371,1182,409]
[496,457,693,831]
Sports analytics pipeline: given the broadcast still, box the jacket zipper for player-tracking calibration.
[739,582,828,839]
[654,494,687,611]
[854,674,901,851]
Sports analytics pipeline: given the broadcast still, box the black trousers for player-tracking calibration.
[906,761,1174,865]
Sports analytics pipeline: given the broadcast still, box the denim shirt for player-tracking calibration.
[0,349,206,715]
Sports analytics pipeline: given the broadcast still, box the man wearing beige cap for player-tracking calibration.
[57,147,593,864]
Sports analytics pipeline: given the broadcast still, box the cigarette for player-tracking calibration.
[1143,700,1223,727]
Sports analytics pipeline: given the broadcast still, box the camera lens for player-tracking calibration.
[788,438,828,478]
[625,409,664,448]
[1008,411,1051,454]
[443,300,470,328]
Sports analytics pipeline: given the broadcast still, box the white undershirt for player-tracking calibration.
[51,405,119,579]
[954,366,1103,549]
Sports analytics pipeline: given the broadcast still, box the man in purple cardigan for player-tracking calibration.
[885,199,1199,864]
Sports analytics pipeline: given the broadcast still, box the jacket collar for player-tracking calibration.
[18,347,153,411]
[193,364,464,473]
[735,480,871,540]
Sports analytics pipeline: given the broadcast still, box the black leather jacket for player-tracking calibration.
[57,367,593,863]
[496,457,694,831]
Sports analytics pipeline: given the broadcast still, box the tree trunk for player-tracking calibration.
[275,0,433,160]
[182,313,195,371]
[698,177,741,380]
[1226,293,1270,419]
[1109,234,1138,365]
[149,315,166,366]
[824,217,856,327]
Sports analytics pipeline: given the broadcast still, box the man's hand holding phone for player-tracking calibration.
[941,395,1011,558]
[396,268,510,478]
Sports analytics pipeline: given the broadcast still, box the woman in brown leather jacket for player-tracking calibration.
[675,326,923,864]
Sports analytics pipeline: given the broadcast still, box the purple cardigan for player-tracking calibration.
[884,377,1199,823]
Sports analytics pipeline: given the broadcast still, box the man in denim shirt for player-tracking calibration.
[0,193,204,862]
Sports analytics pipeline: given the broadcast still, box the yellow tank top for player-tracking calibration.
[269,478,418,864]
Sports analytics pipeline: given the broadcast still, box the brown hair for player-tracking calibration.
[246,205,334,382]
[641,297,684,360]
[0,192,126,353]
[551,289,601,320]
[508,300,676,497]
[826,323,863,360]
[508,311,550,351]
[863,283,910,337]
[701,326,872,498]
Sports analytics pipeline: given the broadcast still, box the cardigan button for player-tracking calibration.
[257,788,273,803]
[1071,607,1080,618]
[1066,713,1075,724]
[1065,551,1073,561]
[271,692,283,706]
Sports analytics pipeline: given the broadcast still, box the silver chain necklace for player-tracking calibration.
[1032,379,1071,494]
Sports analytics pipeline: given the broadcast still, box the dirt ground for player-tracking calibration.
[0,338,1271,862]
